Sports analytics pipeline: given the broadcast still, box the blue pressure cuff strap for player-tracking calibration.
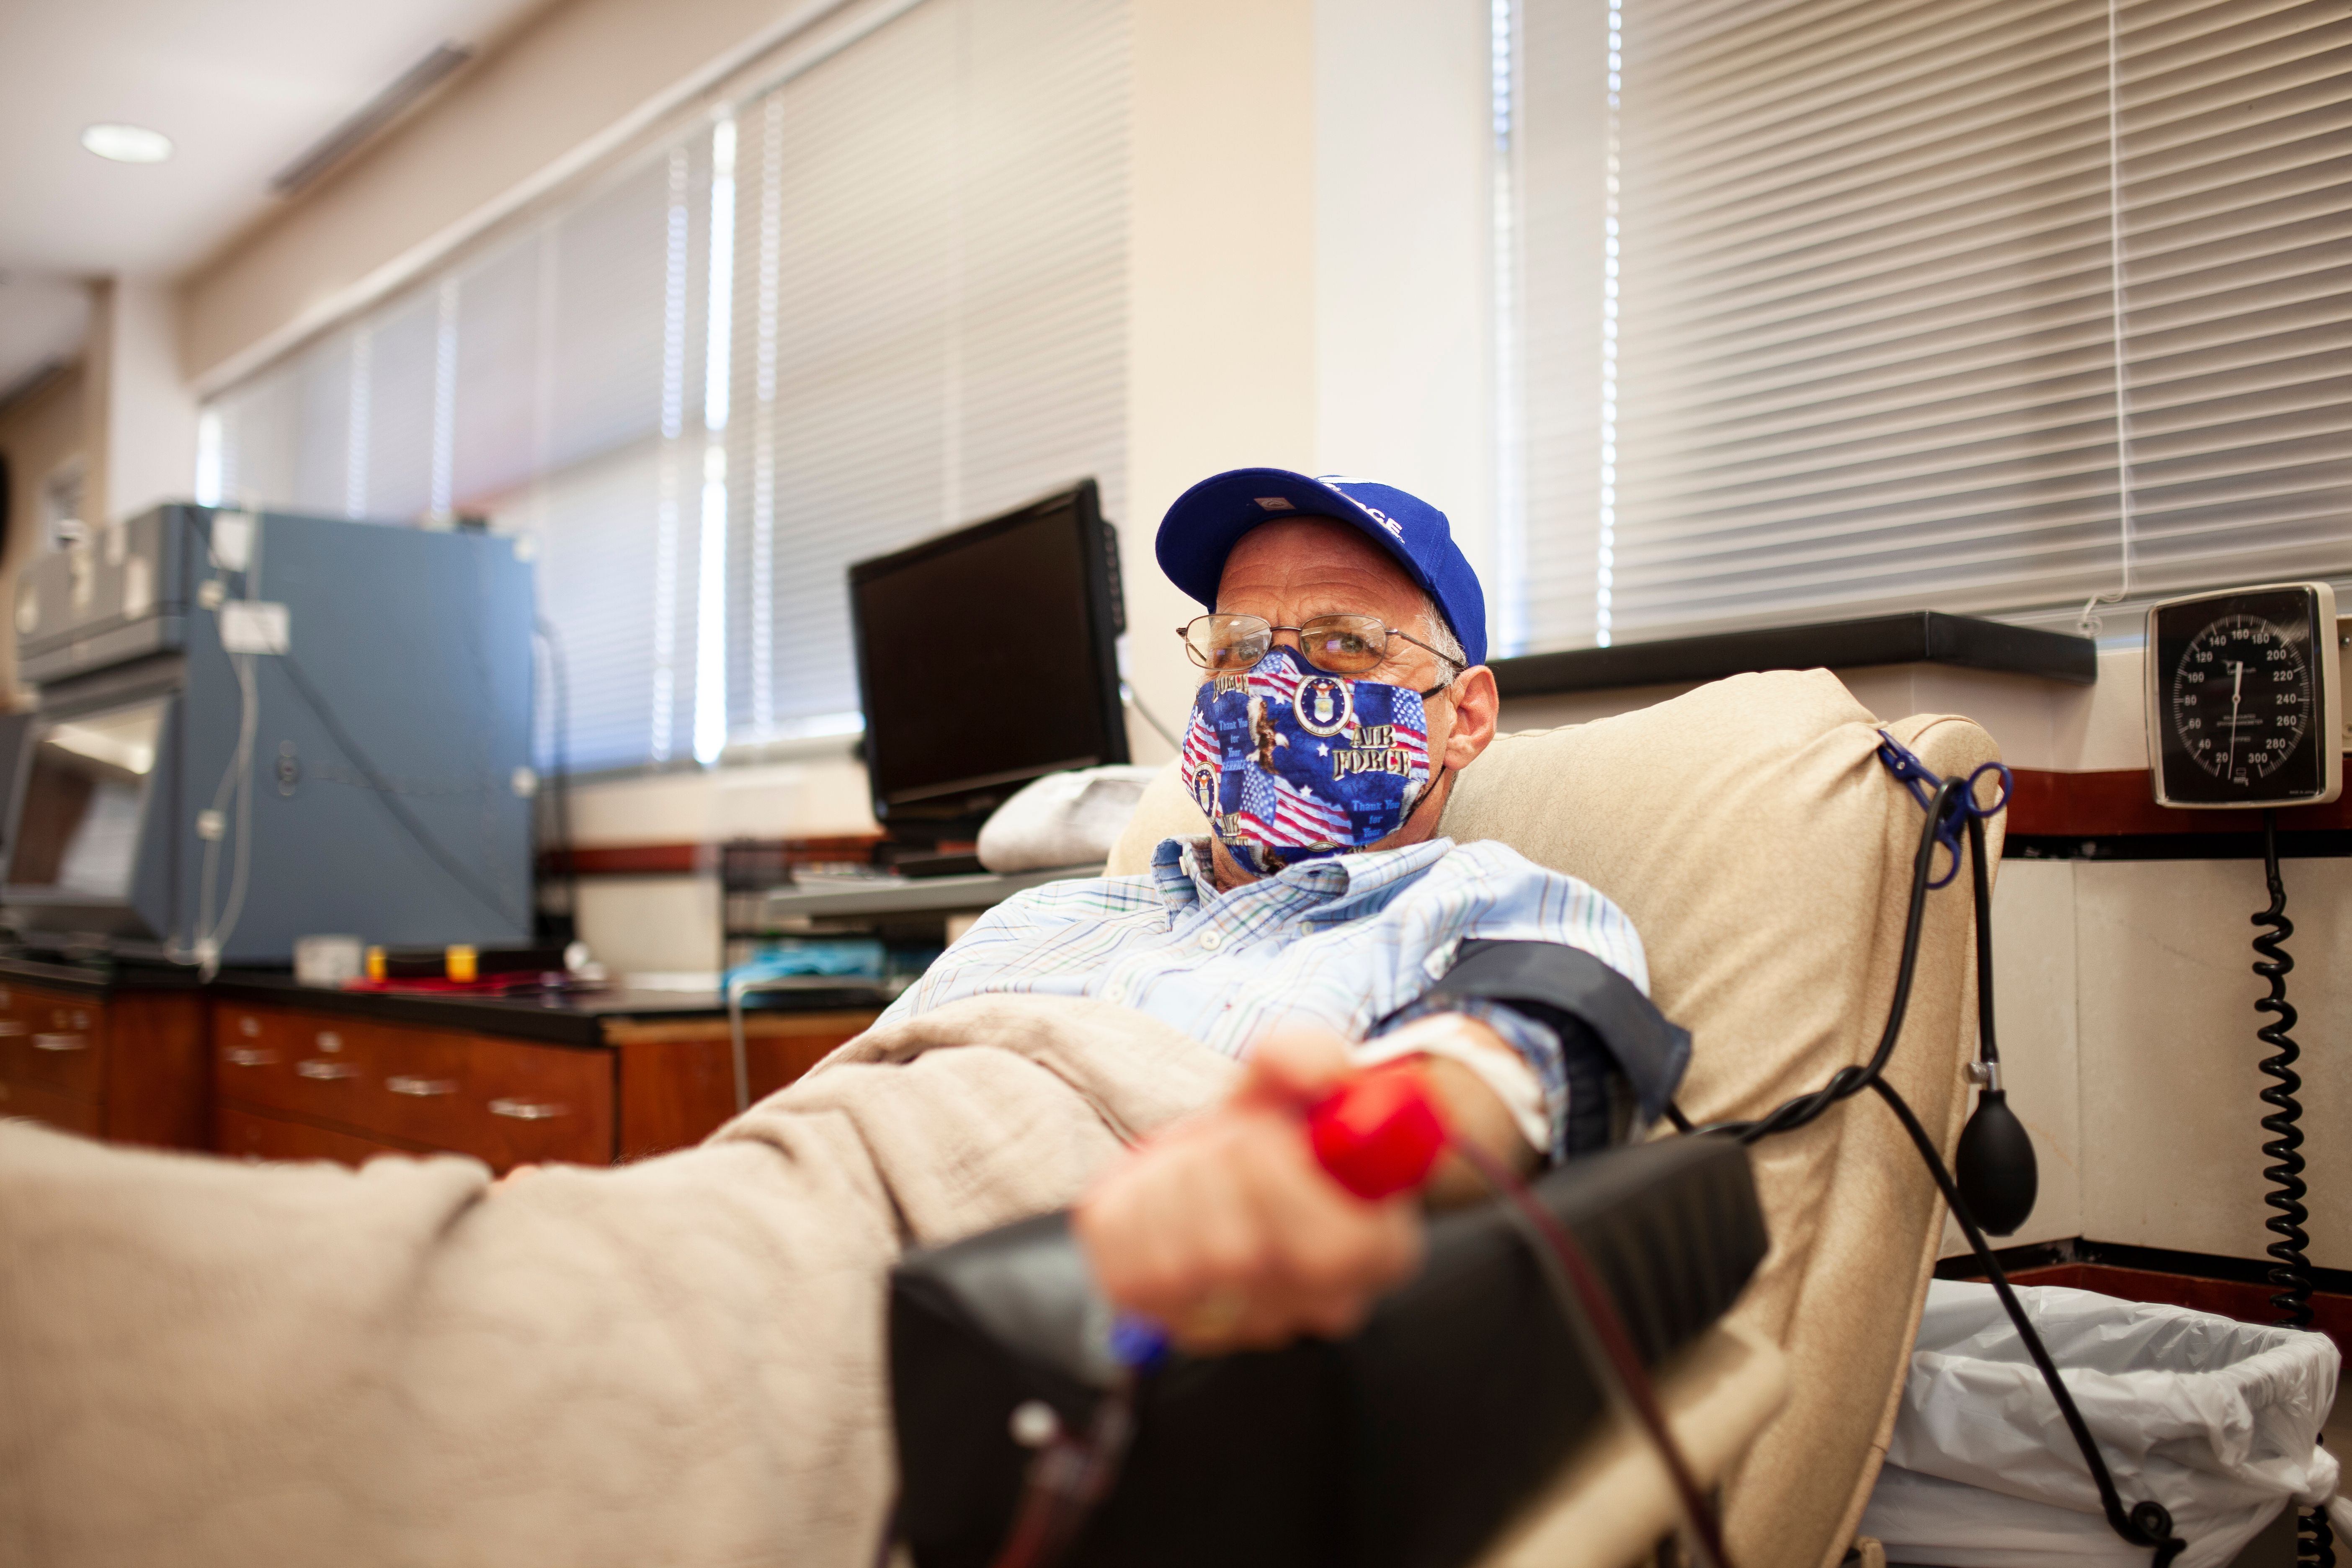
[1426,939,1692,1130]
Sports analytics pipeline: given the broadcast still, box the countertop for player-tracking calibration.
[0,956,895,1048]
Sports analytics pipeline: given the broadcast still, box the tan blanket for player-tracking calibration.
[0,995,1237,1568]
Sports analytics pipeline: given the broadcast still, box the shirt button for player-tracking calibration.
[1102,979,1128,1002]
[1199,930,1224,952]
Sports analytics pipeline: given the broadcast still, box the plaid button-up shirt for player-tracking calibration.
[879,836,1649,1159]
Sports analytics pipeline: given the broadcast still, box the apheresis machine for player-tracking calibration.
[5,504,536,969]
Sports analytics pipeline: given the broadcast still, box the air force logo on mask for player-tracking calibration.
[1181,645,1432,874]
[1293,675,1354,737]
[1330,725,1415,779]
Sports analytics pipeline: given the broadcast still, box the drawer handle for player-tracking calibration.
[32,1033,88,1053]
[387,1075,456,1097]
[0,1021,26,1037]
[488,1098,567,1121]
[295,1059,360,1081]
[224,1047,279,1068]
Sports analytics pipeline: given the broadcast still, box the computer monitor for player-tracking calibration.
[849,480,1128,844]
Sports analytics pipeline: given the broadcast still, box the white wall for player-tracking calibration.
[565,751,877,847]
[0,361,88,704]
[1978,857,2087,1253]
[1941,851,2352,1269]
[1313,0,1496,584]
[1118,0,1503,753]
[1119,0,1320,765]
[575,875,724,978]
[90,279,199,524]
[2076,855,2352,1268]
[1497,646,2155,773]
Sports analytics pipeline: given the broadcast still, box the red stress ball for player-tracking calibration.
[1307,1065,1449,1201]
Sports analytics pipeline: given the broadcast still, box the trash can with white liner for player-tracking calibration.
[1858,1279,2342,1568]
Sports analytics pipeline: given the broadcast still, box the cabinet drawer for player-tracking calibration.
[215,1104,424,1168]
[433,1034,612,1169]
[211,1004,382,1126]
[212,1004,614,1171]
[0,990,104,1098]
[0,1075,103,1138]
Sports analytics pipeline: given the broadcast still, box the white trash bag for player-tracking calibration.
[1859,1279,2342,1568]
[976,765,1164,874]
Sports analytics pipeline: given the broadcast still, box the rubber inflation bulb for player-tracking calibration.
[1954,1088,2038,1236]
[1306,1066,1448,1201]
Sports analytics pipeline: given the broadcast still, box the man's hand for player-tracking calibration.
[1072,1033,1424,1354]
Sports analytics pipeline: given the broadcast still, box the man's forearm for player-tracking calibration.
[1364,1012,1542,1205]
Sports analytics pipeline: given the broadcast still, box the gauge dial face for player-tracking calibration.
[2168,614,2310,784]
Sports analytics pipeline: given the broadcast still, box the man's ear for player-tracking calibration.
[1439,665,1500,771]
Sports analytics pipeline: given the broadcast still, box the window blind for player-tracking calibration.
[199,0,1128,775]
[1506,0,1614,655]
[1510,0,2352,648]
[724,0,1130,745]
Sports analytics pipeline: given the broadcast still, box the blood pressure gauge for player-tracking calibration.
[2146,583,2342,808]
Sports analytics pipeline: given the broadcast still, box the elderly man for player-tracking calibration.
[879,467,1687,1352]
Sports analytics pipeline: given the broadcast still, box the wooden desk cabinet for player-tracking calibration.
[0,980,207,1150]
[610,1010,880,1160]
[210,1000,879,1171]
[212,1001,616,1173]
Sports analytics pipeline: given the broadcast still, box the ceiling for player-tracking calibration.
[0,0,548,399]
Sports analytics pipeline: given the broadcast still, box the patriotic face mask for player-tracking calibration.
[1180,645,1440,875]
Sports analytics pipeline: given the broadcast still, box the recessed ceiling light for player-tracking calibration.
[82,124,173,164]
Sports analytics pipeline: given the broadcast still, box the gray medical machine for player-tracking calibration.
[5,504,536,966]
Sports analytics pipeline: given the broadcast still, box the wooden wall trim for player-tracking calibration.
[545,834,884,878]
[2001,1261,2352,1359]
[2006,769,2352,838]
[550,779,2352,867]
[547,843,707,876]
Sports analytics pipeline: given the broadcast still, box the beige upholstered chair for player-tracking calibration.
[1106,668,2002,1568]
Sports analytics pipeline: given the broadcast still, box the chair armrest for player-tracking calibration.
[1473,1317,1790,1568]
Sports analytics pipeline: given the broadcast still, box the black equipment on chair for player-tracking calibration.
[889,1134,1768,1568]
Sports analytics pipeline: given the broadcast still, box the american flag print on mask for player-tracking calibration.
[1181,646,1434,873]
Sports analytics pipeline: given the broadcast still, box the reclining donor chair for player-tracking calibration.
[0,668,1996,1568]
[1103,667,2003,1568]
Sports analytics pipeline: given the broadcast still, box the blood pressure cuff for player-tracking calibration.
[889,1133,1766,1568]
[1419,939,1694,1155]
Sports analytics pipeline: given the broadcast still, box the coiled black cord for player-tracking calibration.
[2251,810,2334,1568]
[2254,810,2311,1328]
[2306,1502,2338,1568]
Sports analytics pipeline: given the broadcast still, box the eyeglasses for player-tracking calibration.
[1176,612,1467,679]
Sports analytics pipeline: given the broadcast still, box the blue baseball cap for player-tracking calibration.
[1153,468,1489,667]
